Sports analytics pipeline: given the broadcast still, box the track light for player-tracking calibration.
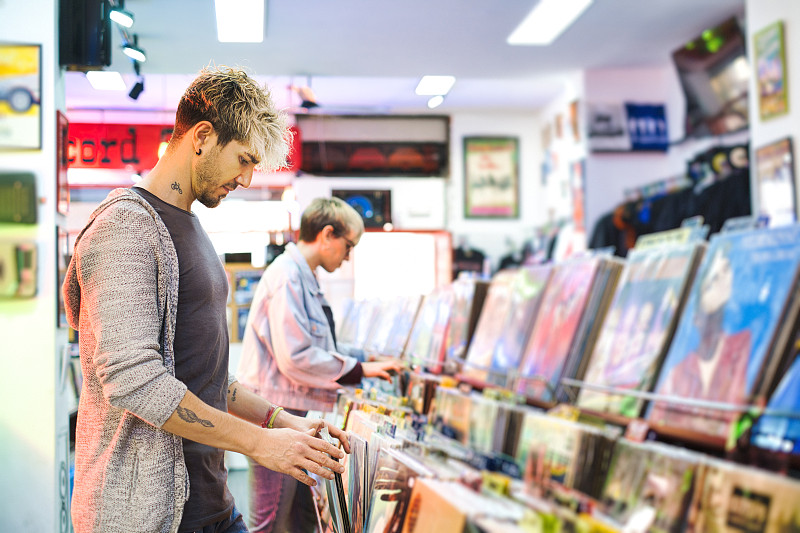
[110,8,134,28]
[128,78,144,100]
[123,43,146,62]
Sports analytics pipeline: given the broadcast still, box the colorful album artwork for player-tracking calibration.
[462,270,517,382]
[578,244,702,417]
[516,259,600,402]
[488,265,552,384]
[648,225,800,438]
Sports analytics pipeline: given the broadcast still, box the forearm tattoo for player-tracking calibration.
[228,386,238,402]
[171,181,183,194]
[176,406,214,427]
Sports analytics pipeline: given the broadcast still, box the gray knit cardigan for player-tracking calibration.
[64,188,194,533]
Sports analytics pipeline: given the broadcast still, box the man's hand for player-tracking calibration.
[362,359,405,382]
[252,427,345,487]
[276,412,352,454]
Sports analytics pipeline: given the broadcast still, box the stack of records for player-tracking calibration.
[647,224,800,439]
[461,269,518,384]
[689,458,800,531]
[338,299,383,352]
[445,275,489,363]
[365,448,434,533]
[403,287,453,372]
[352,300,384,352]
[431,387,473,444]
[337,299,362,350]
[515,411,621,501]
[325,463,352,533]
[346,433,369,533]
[363,299,404,357]
[486,265,554,387]
[515,256,621,403]
[468,393,502,455]
[577,241,705,418]
[425,286,456,374]
[466,394,529,458]
[517,414,586,495]
[401,478,529,533]
[601,440,702,532]
[382,296,422,358]
[406,371,442,415]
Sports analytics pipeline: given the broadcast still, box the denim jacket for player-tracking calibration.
[236,243,357,411]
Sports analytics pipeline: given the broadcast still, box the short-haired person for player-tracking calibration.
[63,66,350,533]
[237,197,404,532]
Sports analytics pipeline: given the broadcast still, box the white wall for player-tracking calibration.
[583,66,750,238]
[746,0,800,219]
[0,0,67,530]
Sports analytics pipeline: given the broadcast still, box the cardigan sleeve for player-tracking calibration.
[76,204,187,428]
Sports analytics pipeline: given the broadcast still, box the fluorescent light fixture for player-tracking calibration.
[85,71,126,91]
[109,8,134,28]
[122,44,146,62]
[215,0,265,43]
[427,95,445,109]
[507,0,594,45]
[415,75,456,96]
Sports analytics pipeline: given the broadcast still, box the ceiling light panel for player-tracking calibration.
[508,0,594,46]
[86,71,127,91]
[415,76,456,96]
[215,0,265,43]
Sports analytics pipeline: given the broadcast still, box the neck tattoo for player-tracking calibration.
[171,181,183,194]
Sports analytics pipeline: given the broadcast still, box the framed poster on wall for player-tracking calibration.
[754,21,788,121]
[755,137,796,227]
[463,137,519,219]
[0,43,42,150]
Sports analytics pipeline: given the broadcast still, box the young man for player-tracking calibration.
[237,197,404,532]
[63,66,350,533]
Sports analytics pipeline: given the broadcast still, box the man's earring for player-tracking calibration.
[196,149,202,155]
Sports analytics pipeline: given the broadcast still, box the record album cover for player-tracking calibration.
[648,225,800,439]
[578,243,703,417]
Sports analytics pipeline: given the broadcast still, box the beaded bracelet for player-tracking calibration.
[261,405,284,429]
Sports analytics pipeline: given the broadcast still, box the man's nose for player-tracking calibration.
[235,168,254,189]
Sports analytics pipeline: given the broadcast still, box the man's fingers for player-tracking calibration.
[302,457,338,480]
[291,467,317,487]
[306,448,345,474]
[305,433,345,459]
[326,423,351,453]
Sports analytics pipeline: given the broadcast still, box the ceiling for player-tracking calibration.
[64,0,745,115]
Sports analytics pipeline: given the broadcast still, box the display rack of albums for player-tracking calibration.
[223,256,265,343]
[316,219,800,533]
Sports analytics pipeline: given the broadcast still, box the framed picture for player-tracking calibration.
[463,137,519,219]
[56,111,70,215]
[0,43,42,150]
[331,189,392,228]
[755,137,796,227]
[754,21,789,121]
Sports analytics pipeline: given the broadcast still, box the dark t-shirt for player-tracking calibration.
[133,187,234,530]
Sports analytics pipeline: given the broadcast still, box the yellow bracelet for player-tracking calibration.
[267,406,283,429]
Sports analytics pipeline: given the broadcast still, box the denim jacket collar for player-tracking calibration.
[285,242,322,296]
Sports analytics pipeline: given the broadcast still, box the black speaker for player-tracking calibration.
[332,189,392,228]
[59,0,112,70]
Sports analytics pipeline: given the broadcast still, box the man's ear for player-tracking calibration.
[191,121,215,152]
